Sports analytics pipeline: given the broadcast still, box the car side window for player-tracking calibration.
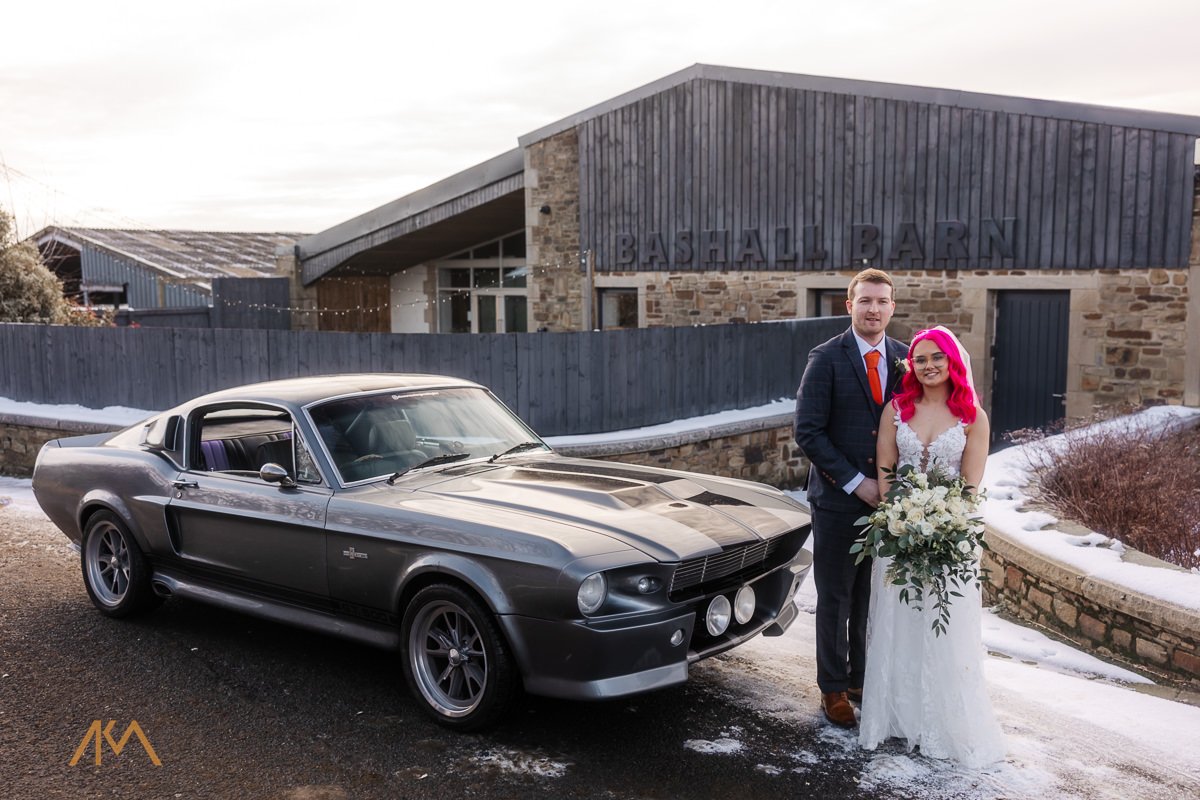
[194,405,313,483]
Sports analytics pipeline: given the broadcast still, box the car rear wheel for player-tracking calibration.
[400,583,517,730]
[81,510,161,617]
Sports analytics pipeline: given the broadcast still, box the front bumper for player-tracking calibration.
[500,552,810,701]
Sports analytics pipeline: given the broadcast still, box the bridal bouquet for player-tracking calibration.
[850,464,987,636]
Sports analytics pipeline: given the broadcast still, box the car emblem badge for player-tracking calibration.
[342,547,368,560]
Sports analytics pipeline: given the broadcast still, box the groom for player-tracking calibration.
[794,268,907,728]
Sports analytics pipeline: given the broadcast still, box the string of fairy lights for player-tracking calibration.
[210,256,589,317]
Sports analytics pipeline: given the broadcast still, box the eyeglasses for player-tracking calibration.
[911,353,948,368]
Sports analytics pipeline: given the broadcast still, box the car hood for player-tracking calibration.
[359,456,809,562]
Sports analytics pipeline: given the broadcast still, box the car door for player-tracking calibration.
[166,403,332,600]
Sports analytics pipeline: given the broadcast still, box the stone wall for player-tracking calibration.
[526,128,585,331]
[1086,268,1189,407]
[981,529,1200,688]
[555,418,805,489]
[0,417,114,478]
[279,251,321,332]
[641,272,799,325]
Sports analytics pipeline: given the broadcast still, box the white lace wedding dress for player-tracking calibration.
[858,414,1007,768]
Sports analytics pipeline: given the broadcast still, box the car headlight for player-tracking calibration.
[705,594,732,636]
[577,572,607,615]
[734,585,756,624]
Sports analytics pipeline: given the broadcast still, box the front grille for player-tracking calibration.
[669,535,786,600]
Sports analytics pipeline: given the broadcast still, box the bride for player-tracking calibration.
[858,326,1007,768]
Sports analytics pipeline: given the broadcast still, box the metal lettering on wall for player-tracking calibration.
[612,219,1017,269]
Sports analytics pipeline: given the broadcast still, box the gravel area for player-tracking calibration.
[0,509,872,800]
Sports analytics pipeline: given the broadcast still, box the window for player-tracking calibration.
[597,288,639,329]
[307,387,544,485]
[81,284,128,307]
[191,405,322,485]
[436,232,528,333]
[812,289,850,317]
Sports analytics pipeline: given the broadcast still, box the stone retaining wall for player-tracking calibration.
[553,416,805,488]
[982,527,1200,688]
[0,416,114,478]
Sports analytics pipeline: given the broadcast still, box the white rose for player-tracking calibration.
[957,539,973,554]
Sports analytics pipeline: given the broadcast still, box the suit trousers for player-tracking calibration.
[811,503,873,694]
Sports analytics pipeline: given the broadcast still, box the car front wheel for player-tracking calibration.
[81,510,161,617]
[400,583,517,730]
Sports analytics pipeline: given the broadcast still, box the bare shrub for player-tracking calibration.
[0,209,114,327]
[1020,417,1200,570]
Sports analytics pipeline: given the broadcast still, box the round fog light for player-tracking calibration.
[734,585,756,624]
[705,595,732,636]
[636,576,661,594]
[670,628,684,646]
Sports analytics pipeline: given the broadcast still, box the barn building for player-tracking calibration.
[279,64,1200,438]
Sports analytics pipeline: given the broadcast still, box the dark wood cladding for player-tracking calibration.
[316,276,390,332]
[578,79,1196,271]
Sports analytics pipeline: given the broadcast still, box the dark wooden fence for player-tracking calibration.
[0,318,845,436]
[115,278,292,330]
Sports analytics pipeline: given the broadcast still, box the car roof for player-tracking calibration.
[180,373,484,411]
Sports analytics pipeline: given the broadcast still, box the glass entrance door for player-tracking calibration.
[474,293,527,333]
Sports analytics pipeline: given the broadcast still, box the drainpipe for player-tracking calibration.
[582,249,594,331]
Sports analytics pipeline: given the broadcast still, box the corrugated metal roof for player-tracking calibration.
[31,227,305,282]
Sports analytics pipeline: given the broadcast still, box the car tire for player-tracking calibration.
[400,583,518,730]
[81,510,162,617]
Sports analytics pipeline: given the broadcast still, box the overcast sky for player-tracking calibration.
[2,0,1199,238]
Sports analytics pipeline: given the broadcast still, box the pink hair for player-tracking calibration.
[892,328,977,424]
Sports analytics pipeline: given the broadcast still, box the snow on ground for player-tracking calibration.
[981,405,1200,611]
[470,748,570,778]
[4,398,1200,796]
[0,476,40,514]
[0,397,153,428]
[544,398,792,448]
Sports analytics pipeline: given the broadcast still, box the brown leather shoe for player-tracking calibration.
[846,687,863,704]
[821,691,857,728]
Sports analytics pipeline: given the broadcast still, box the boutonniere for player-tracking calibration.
[893,357,908,376]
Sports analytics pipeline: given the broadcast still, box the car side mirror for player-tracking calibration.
[259,463,297,488]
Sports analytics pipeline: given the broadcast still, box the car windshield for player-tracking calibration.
[307,386,546,484]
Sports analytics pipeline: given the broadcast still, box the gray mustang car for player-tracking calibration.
[32,374,812,729]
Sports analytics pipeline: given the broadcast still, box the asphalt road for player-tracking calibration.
[1,511,880,800]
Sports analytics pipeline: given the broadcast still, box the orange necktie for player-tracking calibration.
[864,350,883,405]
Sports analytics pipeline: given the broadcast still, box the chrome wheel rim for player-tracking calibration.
[85,522,131,607]
[409,601,487,718]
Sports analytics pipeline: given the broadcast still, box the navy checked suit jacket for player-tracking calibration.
[793,328,908,514]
